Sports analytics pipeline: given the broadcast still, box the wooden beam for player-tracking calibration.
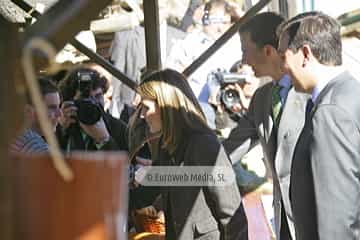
[12,0,137,91]
[22,0,112,52]
[143,0,162,72]
[70,39,137,90]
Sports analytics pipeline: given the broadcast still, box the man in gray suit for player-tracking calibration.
[223,12,309,240]
[278,12,360,240]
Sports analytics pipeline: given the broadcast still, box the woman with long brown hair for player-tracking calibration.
[130,69,248,240]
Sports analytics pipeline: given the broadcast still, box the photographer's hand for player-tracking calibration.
[208,85,221,107]
[224,83,250,112]
[59,101,77,129]
[79,117,110,144]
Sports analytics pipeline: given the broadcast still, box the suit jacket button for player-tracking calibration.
[284,132,290,139]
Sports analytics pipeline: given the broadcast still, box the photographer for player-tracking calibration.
[57,67,127,152]
[208,62,260,134]
[207,62,266,194]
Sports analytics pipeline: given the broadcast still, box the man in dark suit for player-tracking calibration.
[278,11,360,240]
[223,12,309,240]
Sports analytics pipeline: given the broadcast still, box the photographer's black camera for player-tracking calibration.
[209,70,248,111]
[74,70,102,125]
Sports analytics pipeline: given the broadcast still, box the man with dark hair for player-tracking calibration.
[57,67,127,152]
[278,11,360,240]
[239,12,284,78]
[10,77,61,153]
[223,12,309,240]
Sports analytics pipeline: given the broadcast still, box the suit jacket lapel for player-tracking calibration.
[265,85,277,163]
[276,89,308,175]
[277,88,299,144]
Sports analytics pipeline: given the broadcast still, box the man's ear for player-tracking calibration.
[263,45,276,58]
[301,45,312,67]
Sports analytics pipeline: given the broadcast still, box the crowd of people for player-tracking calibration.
[9,0,360,239]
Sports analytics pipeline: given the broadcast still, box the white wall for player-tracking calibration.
[297,0,359,17]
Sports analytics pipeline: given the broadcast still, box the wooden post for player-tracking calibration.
[143,0,162,72]
[0,16,26,240]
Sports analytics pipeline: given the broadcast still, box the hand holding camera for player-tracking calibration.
[79,117,110,144]
[207,69,251,115]
[222,82,249,112]
[59,69,110,142]
[59,100,109,144]
[74,70,103,125]
[59,101,77,129]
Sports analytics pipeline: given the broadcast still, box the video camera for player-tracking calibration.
[208,69,250,112]
[74,69,102,125]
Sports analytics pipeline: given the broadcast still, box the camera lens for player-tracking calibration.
[221,89,240,109]
[75,99,102,125]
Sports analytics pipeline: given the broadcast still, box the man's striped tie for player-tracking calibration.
[272,84,282,127]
